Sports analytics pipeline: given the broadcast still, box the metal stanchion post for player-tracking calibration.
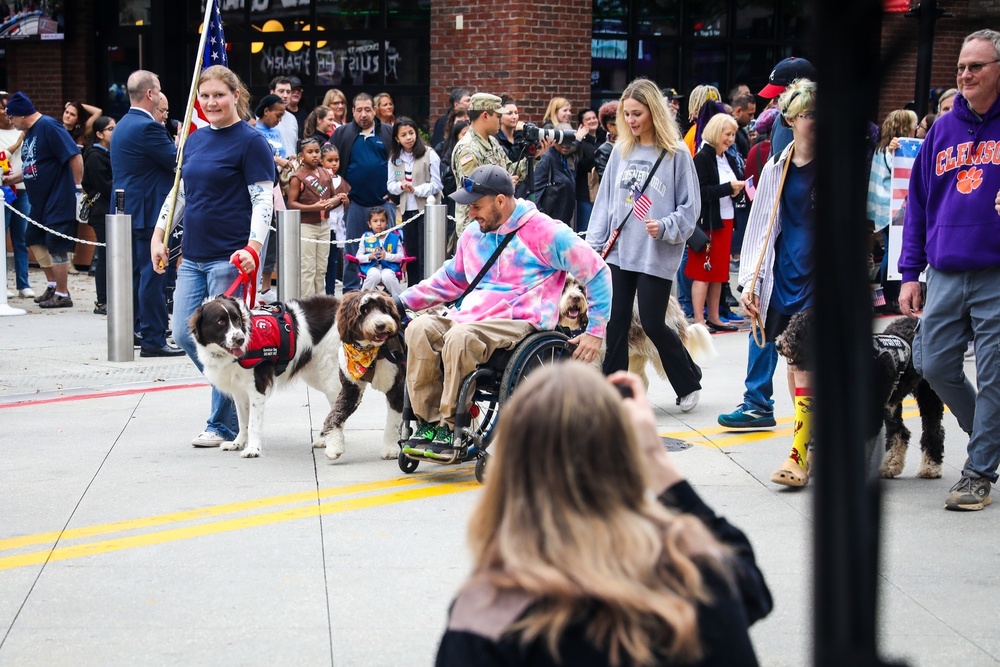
[106,197,133,361]
[276,209,301,302]
[424,197,447,276]
[0,208,26,315]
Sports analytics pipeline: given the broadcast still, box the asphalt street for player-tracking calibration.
[1,268,998,666]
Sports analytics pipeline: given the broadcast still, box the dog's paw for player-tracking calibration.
[880,447,906,478]
[916,457,942,479]
[381,445,398,460]
[312,436,326,449]
[325,430,345,461]
[221,440,243,451]
[241,446,260,458]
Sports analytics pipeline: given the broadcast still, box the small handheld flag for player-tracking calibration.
[745,176,756,201]
[632,185,652,221]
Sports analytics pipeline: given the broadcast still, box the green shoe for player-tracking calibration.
[423,425,457,461]
[405,421,437,452]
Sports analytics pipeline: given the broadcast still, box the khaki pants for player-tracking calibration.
[300,221,331,297]
[405,316,537,427]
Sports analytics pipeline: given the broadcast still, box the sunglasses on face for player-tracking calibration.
[461,177,502,196]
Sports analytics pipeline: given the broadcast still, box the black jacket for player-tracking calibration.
[594,140,613,179]
[574,134,598,202]
[81,144,113,222]
[533,147,576,227]
[693,144,744,233]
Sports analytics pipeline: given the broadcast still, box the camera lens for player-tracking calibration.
[614,383,633,399]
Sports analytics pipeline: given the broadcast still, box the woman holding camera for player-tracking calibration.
[587,77,703,412]
[435,362,772,667]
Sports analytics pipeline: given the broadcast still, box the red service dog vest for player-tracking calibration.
[238,304,297,375]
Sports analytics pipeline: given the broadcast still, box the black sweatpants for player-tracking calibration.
[602,264,702,398]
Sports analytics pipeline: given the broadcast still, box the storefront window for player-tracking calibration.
[636,38,679,89]
[592,0,628,35]
[687,0,728,38]
[387,0,431,28]
[591,39,629,96]
[636,0,678,37]
[734,0,775,39]
[780,0,812,40]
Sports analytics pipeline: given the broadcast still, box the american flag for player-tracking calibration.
[872,286,886,307]
[886,137,924,281]
[744,175,756,201]
[189,0,228,133]
[631,185,652,221]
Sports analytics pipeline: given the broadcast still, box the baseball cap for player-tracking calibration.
[662,87,685,100]
[758,57,817,99]
[449,165,515,205]
[288,76,303,90]
[468,93,510,115]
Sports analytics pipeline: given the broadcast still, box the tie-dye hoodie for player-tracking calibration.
[399,199,612,337]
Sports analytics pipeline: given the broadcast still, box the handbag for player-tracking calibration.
[587,167,600,202]
[77,191,100,223]
[686,226,709,253]
[600,150,667,259]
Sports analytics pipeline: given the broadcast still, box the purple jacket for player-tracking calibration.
[900,93,1000,282]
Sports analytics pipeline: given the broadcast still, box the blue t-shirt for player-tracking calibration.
[345,131,388,206]
[21,115,80,224]
[254,123,285,158]
[181,121,275,263]
[772,159,816,315]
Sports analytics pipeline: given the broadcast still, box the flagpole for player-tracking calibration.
[159,0,215,266]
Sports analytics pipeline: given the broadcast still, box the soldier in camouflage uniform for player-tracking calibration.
[451,93,529,238]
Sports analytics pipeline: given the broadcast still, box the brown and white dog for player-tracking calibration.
[557,276,717,385]
[189,291,403,460]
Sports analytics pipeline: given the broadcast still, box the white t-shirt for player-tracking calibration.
[0,126,23,192]
[716,154,736,219]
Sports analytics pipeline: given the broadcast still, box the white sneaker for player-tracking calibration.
[191,430,225,448]
[258,289,277,304]
[678,390,700,413]
[18,287,35,298]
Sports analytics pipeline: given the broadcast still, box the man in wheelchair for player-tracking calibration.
[394,164,612,457]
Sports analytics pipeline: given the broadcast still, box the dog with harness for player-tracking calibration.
[190,290,406,460]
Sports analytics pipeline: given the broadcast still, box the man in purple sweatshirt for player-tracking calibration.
[899,29,1000,511]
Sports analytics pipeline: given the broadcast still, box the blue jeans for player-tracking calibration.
[914,266,1000,481]
[4,195,31,290]
[742,333,779,414]
[677,247,693,317]
[172,258,241,441]
[576,200,593,236]
[342,200,396,292]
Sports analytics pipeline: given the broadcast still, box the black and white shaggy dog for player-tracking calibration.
[322,290,405,461]
[557,276,717,385]
[190,291,403,460]
[775,311,945,478]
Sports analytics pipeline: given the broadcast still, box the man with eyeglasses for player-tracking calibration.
[899,29,1000,511]
[394,164,611,458]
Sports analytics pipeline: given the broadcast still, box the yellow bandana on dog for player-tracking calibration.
[343,342,381,381]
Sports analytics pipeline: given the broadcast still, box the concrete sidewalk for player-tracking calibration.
[1,266,998,666]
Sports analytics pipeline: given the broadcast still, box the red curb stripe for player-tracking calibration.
[0,382,209,409]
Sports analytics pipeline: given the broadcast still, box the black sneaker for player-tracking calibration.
[945,475,992,511]
[38,294,73,309]
[33,285,55,303]
[94,301,107,315]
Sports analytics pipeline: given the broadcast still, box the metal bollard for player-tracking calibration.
[106,212,134,361]
[276,209,301,302]
[424,201,447,276]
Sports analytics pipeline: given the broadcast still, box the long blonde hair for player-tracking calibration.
[877,109,918,152]
[469,362,726,666]
[542,96,571,126]
[198,65,250,122]
[616,78,684,157]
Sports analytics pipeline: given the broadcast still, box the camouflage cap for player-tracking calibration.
[468,93,511,115]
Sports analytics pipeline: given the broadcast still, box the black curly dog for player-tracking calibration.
[775,311,945,478]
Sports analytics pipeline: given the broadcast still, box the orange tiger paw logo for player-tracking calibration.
[957,167,984,194]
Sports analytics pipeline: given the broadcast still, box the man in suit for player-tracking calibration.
[111,69,183,357]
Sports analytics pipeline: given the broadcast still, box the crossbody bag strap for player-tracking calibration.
[447,232,516,308]
[601,149,667,259]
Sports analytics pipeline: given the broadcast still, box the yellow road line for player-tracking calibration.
[0,479,479,571]
[0,467,471,552]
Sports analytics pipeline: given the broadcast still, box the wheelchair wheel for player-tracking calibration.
[474,454,488,484]
[398,450,419,474]
[456,369,501,450]
[499,332,575,403]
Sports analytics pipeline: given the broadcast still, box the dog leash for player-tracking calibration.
[223,245,260,310]
[746,144,794,348]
